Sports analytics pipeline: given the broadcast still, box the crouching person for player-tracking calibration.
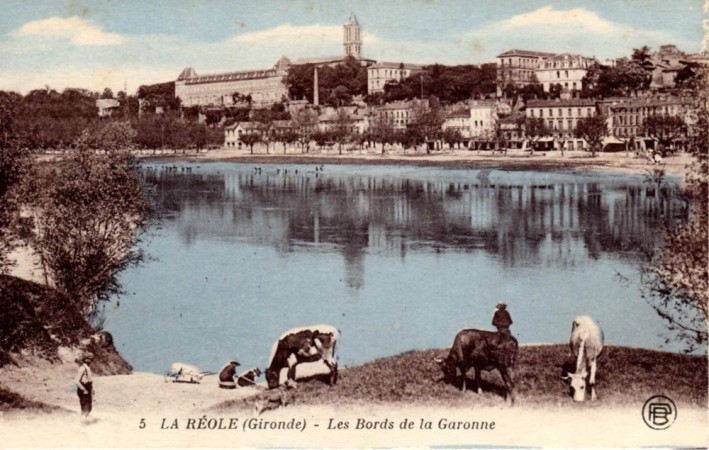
[218,360,240,389]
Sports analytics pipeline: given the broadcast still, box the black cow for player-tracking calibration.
[435,329,518,404]
[265,325,338,389]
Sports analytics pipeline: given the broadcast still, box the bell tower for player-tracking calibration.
[343,13,362,60]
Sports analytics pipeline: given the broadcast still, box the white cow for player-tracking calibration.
[563,316,604,402]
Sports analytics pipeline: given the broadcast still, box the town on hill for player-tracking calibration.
[2,14,707,158]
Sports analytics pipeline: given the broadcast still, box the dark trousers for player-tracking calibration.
[77,382,93,415]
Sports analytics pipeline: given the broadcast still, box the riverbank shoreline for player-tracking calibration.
[1,346,706,448]
[130,147,694,178]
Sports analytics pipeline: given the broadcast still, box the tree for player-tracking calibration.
[101,88,114,99]
[25,149,153,325]
[0,91,30,273]
[331,109,352,155]
[291,108,318,153]
[441,127,463,150]
[240,131,260,154]
[575,114,608,157]
[642,114,687,156]
[523,117,550,153]
[74,121,136,152]
[642,86,708,351]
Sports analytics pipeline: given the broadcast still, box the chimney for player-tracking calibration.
[314,67,319,106]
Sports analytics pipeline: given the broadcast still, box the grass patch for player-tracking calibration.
[0,387,65,414]
[213,345,707,412]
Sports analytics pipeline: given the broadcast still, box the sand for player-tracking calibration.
[1,362,707,448]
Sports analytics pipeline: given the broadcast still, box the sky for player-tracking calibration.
[0,0,706,94]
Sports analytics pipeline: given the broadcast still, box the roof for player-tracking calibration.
[180,68,283,85]
[605,96,682,109]
[469,100,496,109]
[497,49,556,58]
[224,121,262,131]
[347,13,360,26]
[545,53,594,62]
[293,55,349,65]
[368,61,424,70]
[377,101,415,111]
[96,98,120,109]
[526,98,597,107]
[445,109,470,118]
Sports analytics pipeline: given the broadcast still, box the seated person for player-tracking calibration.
[217,360,240,389]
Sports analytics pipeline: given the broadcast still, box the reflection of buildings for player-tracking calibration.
[145,168,684,289]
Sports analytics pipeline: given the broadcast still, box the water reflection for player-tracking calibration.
[144,165,681,290]
[107,163,685,374]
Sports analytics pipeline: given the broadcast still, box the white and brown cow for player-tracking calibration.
[563,315,604,402]
[265,325,339,389]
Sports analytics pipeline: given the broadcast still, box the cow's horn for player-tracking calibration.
[561,372,570,380]
[433,357,444,364]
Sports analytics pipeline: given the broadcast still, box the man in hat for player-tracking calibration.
[74,353,94,423]
[218,360,240,389]
[492,302,513,335]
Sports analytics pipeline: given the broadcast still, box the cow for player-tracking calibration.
[237,367,263,387]
[265,325,339,389]
[563,315,604,402]
[435,329,518,405]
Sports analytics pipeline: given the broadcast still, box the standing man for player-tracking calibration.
[74,353,94,423]
[218,360,240,389]
[492,302,513,334]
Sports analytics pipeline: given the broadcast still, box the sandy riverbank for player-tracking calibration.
[133,146,694,178]
[1,358,707,448]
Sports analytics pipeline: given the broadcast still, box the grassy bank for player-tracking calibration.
[214,345,707,412]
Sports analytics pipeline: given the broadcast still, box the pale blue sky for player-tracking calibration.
[0,0,705,94]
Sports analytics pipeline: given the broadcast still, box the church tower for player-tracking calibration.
[343,13,362,60]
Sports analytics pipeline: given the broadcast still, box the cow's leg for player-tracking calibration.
[589,358,598,401]
[286,354,298,384]
[474,366,482,394]
[458,365,466,392]
[323,357,338,386]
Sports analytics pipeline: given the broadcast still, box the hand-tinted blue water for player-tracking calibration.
[105,162,686,374]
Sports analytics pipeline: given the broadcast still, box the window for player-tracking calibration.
[557,71,560,78]
[539,109,543,118]
[558,109,562,117]
[549,109,553,117]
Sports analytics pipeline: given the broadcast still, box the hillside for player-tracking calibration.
[0,274,131,409]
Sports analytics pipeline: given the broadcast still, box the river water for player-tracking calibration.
[104,162,684,374]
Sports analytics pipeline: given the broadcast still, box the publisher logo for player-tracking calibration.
[642,395,677,430]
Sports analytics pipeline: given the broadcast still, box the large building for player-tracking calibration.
[175,15,368,107]
[175,57,291,107]
[367,62,423,94]
[536,53,596,93]
[496,49,556,96]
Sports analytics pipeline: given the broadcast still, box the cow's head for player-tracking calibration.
[265,368,280,389]
[562,371,588,402]
[434,356,456,381]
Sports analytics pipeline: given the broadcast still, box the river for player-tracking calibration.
[104,162,685,374]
